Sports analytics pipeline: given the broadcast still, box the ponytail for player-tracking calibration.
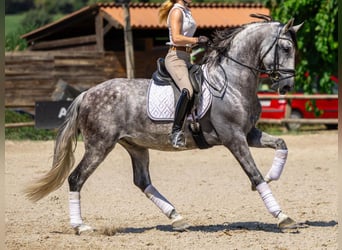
[158,0,174,25]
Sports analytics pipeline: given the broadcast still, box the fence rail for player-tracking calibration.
[258,118,338,125]
[5,122,35,128]
[257,94,338,126]
[5,94,338,128]
[258,94,338,100]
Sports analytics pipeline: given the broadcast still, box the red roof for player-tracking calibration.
[100,2,269,29]
[22,3,269,40]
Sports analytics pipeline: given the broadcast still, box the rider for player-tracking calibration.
[159,0,209,149]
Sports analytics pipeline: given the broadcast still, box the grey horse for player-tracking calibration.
[25,16,303,235]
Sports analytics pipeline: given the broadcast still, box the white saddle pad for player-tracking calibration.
[147,80,212,122]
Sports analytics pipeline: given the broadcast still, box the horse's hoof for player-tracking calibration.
[277,213,297,230]
[74,224,96,235]
[171,215,190,232]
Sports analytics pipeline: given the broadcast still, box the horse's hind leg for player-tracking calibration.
[247,127,288,183]
[122,143,190,231]
[68,142,116,234]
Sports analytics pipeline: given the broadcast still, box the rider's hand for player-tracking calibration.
[197,36,209,47]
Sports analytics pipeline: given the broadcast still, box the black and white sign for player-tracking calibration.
[35,101,72,129]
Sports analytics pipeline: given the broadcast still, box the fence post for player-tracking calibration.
[284,99,292,119]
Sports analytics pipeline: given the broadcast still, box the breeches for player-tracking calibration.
[165,50,194,97]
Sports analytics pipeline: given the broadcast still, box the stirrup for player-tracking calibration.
[170,130,186,149]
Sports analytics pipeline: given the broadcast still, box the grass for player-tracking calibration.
[5,109,57,140]
[5,14,25,35]
[5,13,65,36]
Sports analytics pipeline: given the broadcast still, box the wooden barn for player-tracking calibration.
[5,2,269,110]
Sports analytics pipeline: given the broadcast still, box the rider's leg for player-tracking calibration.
[170,89,191,148]
[165,50,194,148]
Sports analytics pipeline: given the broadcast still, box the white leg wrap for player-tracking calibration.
[256,182,281,218]
[144,184,175,218]
[265,149,288,182]
[69,192,83,227]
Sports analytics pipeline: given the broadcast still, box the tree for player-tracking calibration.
[5,0,35,14]
[5,9,52,51]
[263,0,338,94]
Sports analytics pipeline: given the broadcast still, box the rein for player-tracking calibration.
[205,26,296,85]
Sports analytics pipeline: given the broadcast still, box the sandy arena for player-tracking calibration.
[5,130,338,249]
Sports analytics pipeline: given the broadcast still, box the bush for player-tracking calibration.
[5,9,52,51]
[5,110,57,140]
[20,9,52,30]
[5,26,31,51]
[5,0,35,14]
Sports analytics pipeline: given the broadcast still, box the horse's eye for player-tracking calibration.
[282,46,290,53]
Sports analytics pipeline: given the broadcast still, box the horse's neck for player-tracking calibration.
[216,23,277,89]
[229,24,270,68]
[204,23,278,93]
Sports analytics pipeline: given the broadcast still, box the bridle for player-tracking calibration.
[206,26,296,86]
[258,29,296,87]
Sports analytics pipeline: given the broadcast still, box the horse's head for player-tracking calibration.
[260,19,303,94]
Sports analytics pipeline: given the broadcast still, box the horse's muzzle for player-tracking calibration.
[278,85,292,95]
[271,80,293,95]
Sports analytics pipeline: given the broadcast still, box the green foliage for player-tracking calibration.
[21,8,52,27]
[86,0,116,4]
[263,0,338,94]
[5,25,32,51]
[5,0,35,14]
[5,9,52,51]
[5,14,25,35]
[35,0,76,14]
[5,110,57,140]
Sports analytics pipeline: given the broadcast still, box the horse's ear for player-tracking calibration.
[283,18,295,33]
[292,22,304,33]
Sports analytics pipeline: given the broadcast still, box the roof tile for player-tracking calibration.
[100,3,269,29]
[22,3,269,40]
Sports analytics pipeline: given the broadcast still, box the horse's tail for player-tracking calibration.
[25,92,86,202]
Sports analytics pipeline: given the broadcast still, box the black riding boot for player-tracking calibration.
[170,89,191,149]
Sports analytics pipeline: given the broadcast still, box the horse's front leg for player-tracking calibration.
[247,127,288,184]
[225,133,295,229]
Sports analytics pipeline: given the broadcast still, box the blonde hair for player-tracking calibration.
[158,0,174,25]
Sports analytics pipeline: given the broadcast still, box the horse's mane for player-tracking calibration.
[202,14,274,65]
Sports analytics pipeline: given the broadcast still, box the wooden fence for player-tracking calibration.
[5,50,166,112]
[258,94,338,126]
[5,51,126,111]
[5,51,337,128]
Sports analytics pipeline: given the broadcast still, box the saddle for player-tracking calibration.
[152,58,204,108]
[151,58,211,149]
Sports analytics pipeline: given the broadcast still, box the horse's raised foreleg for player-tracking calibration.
[122,143,190,231]
[247,127,288,183]
[225,133,295,229]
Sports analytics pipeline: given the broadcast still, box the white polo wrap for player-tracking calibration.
[256,182,281,218]
[69,191,83,227]
[265,149,288,181]
[144,184,175,218]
